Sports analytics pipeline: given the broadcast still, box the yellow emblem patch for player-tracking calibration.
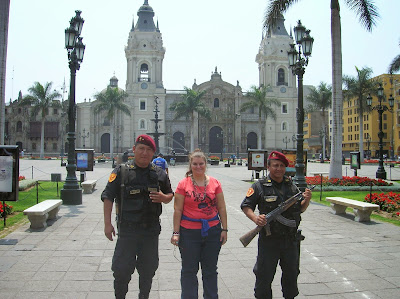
[109,173,117,183]
[246,187,255,197]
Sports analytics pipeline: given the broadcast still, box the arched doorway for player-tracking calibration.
[173,132,185,153]
[209,126,223,153]
[101,133,110,153]
[247,132,257,150]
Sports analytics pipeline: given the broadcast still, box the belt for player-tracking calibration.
[121,220,159,229]
[181,214,219,237]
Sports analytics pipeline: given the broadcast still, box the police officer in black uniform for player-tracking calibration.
[102,135,173,299]
[241,151,312,299]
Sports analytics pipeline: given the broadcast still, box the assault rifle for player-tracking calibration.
[239,185,315,247]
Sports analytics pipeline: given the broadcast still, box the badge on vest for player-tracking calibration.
[130,189,141,195]
[147,187,159,192]
[264,196,277,202]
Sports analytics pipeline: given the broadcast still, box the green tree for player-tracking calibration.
[240,85,280,149]
[306,82,332,159]
[94,86,131,158]
[388,40,400,74]
[342,66,376,162]
[170,87,211,152]
[21,82,61,158]
[264,0,379,178]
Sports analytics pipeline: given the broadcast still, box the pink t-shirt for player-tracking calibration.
[175,176,223,229]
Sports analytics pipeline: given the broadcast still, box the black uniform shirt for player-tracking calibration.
[101,161,173,203]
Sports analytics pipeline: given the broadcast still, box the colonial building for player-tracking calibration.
[5,0,310,157]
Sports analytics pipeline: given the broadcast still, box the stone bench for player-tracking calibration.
[81,179,97,194]
[23,199,63,229]
[326,197,379,222]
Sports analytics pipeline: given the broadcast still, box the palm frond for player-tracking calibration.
[345,0,379,32]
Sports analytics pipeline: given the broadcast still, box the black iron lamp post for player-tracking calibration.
[79,128,89,148]
[61,10,85,205]
[288,20,314,191]
[367,84,394,179]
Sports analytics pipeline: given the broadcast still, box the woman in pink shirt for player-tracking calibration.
[171,149,228,299]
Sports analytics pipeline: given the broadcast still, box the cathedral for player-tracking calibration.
[5,0,304,157]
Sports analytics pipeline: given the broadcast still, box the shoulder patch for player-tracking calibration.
[246,187,255,197]
[109,173,117,183]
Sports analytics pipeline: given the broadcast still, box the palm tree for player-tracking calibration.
[306,82,332,159]
[94,86,131,159]
[170,87,211,152]
[342,66,375,162]
[0,0,10,145]
[240,85,280,149]
[388,40,400,74]
[264,0,379,178]
[20,82,61,159]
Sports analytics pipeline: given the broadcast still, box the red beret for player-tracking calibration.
[268,151,289,167]
[135,135,156,152]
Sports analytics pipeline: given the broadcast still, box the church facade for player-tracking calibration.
[5,0,302,157]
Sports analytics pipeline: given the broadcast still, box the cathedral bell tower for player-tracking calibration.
[125,0,165,94]
[124,0,167,152]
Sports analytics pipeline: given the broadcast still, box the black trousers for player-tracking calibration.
[253,234,300,299]
[112,222,161,299]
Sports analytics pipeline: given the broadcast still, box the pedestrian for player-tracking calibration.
[240,151,312,299]
[101,134,174,299]
[152,153,169,174]
[171,148,228,299]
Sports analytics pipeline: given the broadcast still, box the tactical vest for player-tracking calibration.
[257,177,302,237]
[119,162,161,224]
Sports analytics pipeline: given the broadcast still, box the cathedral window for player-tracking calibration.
[277,68,286,86]
[103,118,110,126]
[139,119,146,130]
[139,63,149,82]
[282,122,288,131]
[282,103,288,114]
[139,99,146,111]
[17,121,23,132]
[214,98,219,108]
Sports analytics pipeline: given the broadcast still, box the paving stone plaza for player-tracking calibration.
[0,159,399,298]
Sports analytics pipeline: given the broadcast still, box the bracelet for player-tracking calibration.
[172,231,180,236]
[221,229,228,232]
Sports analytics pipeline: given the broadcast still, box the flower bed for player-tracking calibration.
[365,192,400,214]
[306,176,392,187]
[0,202,13,217]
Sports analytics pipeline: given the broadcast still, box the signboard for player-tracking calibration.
[247,150,268,171]
[350,151,361,170]
[0,146,20,201]
[75,149,94,171]
[282,149,307,176]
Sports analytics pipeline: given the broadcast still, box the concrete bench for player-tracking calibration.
[81,179,97,194]
[326,197,379,222]
[23,199,62,229]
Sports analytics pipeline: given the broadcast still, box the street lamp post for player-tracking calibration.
[366,133,371,160]
[367,84,394,179]
[79,128,89,148]
[288,20,314,191]
[283,136,290,149]
[61,10,86,205]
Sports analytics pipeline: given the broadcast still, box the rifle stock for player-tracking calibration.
[239,225,263,247]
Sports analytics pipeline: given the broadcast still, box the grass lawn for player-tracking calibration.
[312,190,400,226]
[0,181,64,236]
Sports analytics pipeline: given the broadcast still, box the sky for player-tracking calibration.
[4,0,400,104]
